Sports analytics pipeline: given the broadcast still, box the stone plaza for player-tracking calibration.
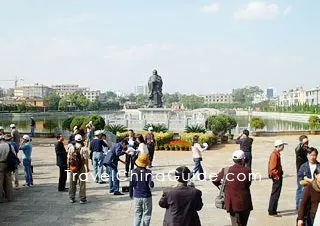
[0,135,315,226]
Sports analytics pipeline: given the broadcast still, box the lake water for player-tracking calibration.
[0,113,310,133]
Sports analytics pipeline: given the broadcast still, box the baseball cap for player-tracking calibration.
[148,127,153,131]
[232,150,245,160]
[10,124,16,128]
[274,139,288,147]
[23,135,30,140]
[75,134,82,142]
[94,130,102,136]
[0,126,4,130]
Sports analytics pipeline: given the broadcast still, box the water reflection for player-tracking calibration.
[235,116,309,131]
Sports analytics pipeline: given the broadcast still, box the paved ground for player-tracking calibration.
[1,135,318,226]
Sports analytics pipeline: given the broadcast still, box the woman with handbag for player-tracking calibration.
[212,150,253,226]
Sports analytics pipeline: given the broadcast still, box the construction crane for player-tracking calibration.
[0,76,24,88]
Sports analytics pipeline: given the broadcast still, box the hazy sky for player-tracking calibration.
[0,0,319,94]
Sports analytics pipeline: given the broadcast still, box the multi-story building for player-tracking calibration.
[134,85,148,95]
[83,89,101,102]
[266,88,274,99]
[52,84,101,102]
[201,93,233,104]
[14,84,53,98]
[278,87,306,107]
[306,86,320,106]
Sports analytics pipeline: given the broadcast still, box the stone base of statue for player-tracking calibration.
[137,108,171,120]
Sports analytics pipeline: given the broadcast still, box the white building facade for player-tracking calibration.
[14,84,53,98]
[201,93,233,104]
[278,87,306,107]
[306,87,320,106]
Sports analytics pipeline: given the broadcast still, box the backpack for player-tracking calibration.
[68,146,83,173]
[6,144,20,172]
[215,167,229,209]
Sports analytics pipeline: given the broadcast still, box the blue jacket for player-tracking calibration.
[6,141,19,154]
[90,138,107,153]
[129,167,154,198]
[104,143,125,169]
[19,142,32,160]
[297,161,320,181]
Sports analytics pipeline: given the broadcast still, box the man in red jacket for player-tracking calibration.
[268,139,288,217]
[212,150,253,226]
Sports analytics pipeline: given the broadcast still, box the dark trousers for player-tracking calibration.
[296,176,304,210]
[244,152,252,169]
[58,165,67,191]
[125,154,135,174]
[193,158,204,180]
[268,177,283,215]
[148,147,155,166]
[230,211,250,226]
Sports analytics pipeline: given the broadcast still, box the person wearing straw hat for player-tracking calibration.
[130,153,154,226]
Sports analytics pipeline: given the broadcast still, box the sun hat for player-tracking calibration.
[232,150,245,160]
[135,153,149,168]
[10,124,16,128]
[23,135,30,140]
[75,134,82,142]
[274,140,288,147]
[148,127,153,131]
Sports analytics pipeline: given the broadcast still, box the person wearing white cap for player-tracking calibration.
[10,124,20,147]
[145,127,155,168]
[19,134,33,186]
[212,150,253,226]
[90,130,108,184]
[67,134,90,203]
[268,139,288,217]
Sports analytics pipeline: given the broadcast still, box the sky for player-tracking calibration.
[0,0,319,95]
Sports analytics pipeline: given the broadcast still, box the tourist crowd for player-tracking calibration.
[1,122,320,226]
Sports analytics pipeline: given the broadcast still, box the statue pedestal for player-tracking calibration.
[138,108,171,120]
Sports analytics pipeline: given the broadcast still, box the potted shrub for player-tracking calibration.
[205,114,229,142]
[308,115,320,134]
[250,116,265,136]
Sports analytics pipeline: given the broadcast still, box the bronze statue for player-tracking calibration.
[148,69,163,108]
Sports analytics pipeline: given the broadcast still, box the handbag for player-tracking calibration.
[215,167,229,209]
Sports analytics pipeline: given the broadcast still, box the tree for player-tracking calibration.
[62,117,75,131]
[163,92,181,108]
[205,114,228,136]
[250,117,265,131]
[104,91,118,101]
[43,119,58,133]
[83,114,106,130]
[308,116,320,129]
[127,93,136,102]
[70,116,86,131]
[232,86,263,103]
[45,91,61,110]
[180,95,204,110]
[136,94,148,107]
